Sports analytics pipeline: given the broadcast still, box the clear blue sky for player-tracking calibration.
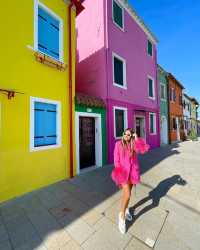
[129,0,200,115]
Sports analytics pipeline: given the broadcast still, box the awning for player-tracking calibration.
[76,92,106,108]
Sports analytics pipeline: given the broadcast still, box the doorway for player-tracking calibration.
[79,117,95,169]
[75,112,102,174]
[161,116,168,144]
[135,116,146,139]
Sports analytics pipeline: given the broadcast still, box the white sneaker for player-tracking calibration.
[118,212,126,234]
[125,208,133,221]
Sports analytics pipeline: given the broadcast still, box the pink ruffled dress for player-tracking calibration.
[111,138,150,186]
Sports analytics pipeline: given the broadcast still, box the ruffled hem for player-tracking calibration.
[111,167,140,186]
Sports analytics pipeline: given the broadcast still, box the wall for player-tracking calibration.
[0,0,76,202]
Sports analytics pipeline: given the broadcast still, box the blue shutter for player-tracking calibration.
[38,8,49,54]
[38,7,60,60]
[48,16,59,59]
[34,102,57,147]
[45,104,57,145]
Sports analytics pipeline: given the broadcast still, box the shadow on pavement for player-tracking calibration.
[127,175,187,230]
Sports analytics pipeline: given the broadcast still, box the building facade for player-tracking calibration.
[190,98,199,135]
[167,73,184,143]
[158,65,169,145]
[76,0,160,166]
[0,0,84,203]
[183,93,192,137]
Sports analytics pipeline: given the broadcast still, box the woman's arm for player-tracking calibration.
[133,137,150,154]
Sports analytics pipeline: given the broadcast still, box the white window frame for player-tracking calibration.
[170,87,176,102]
[112,0,125,31]
[160,82,166,101]
[34,0,64,62]
[113,106,128,139]
[148,75,155,100]
[112,52,127,89]
[30,96,62,152]
[147,39,153,57]
[149,112,157,135]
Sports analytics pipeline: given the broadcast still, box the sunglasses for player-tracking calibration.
[124,133,132,137]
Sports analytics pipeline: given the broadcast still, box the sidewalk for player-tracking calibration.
[0,140,200,250]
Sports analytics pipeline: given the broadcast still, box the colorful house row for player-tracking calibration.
[0,0,84,203]
[1,0,199,203]
[158,66,199,144]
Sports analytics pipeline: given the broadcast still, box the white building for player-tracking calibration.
[183,93,192,137]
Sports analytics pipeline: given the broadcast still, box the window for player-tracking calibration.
[160,83,166,100]
[30,97,61,151]
[35,2,63,61]
[148,77,155,99]
[113,53,127,88]
[114,107,128,138]
[112,0,124,30]
[147,40,153,57]
[172,117,177,130]
[183,101,186,109]
[170,88,176,102]
[179,95,182,106]
[149,113,156,134]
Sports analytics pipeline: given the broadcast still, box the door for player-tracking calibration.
[135,117,145,138]
[161,116,168,144]
[79,117,95,169]
[176,117,180,141]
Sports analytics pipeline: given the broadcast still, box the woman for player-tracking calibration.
[111,128,149,234]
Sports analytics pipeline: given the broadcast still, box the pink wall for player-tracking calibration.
[76,0,108,99]
[106,0,159,109]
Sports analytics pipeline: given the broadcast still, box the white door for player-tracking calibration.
[161,116,168,144]
[176,117,180,141]
[135,117,146,139]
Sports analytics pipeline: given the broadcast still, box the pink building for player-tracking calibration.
[76,0,160,165]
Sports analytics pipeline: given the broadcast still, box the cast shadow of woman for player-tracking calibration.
[128,175,187,228]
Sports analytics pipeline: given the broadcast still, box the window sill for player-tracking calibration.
[113,82,127,89]
[148,96,156,100]
[27,45,67,71]
[30,144,62,152]
[113,20,125,32]
[34,51,67,71]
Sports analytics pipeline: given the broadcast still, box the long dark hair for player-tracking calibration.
[121,128,135,157]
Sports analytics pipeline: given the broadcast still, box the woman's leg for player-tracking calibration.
[120,183,132,219]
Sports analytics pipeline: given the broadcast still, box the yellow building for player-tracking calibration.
[0,0,84,203]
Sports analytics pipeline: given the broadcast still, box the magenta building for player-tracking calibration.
[76,0,160,165]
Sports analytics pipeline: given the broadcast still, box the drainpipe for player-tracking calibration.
[68,2,74,178]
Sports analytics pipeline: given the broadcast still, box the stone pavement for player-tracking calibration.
[0,140,200,250]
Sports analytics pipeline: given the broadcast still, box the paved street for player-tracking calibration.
[0,140,200,250]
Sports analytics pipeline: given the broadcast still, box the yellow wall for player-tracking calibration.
[0,0,77,202]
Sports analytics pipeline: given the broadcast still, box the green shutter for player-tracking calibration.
[147,40,153,56]
[113,1,123,28]
[150,114,154,133]
[115,109,124,137]
[149,78,153,97]
[114,56,124,86]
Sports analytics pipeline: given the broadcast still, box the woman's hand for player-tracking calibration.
[132,133,138,140]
